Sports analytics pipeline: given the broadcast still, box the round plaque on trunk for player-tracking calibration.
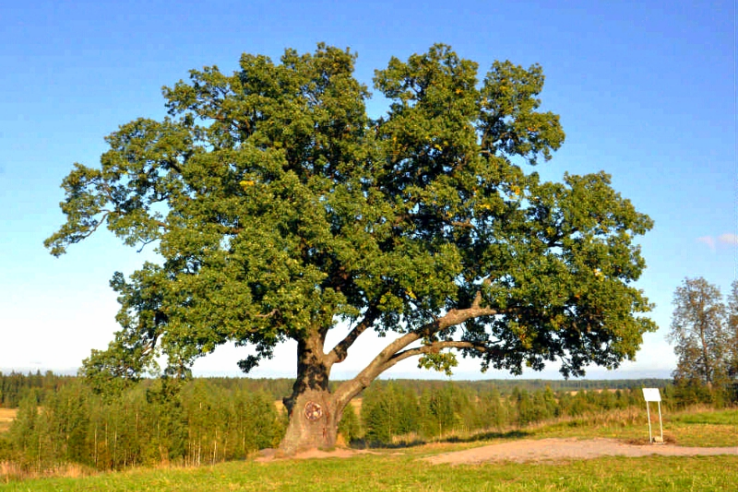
[304,401,323,421]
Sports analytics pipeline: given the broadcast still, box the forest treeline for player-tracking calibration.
[0,372,74,408]
[1,372,733,475]
[0,371,670,409]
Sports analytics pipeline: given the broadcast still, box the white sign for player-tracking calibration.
[642,388,664,443]
[642,388,661,402]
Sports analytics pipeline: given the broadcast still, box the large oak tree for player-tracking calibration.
[46,44,656,453]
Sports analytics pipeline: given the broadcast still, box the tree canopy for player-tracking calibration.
[46,44,656,451]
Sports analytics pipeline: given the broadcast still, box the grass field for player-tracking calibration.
[1,407,735,491]
[1,452,736,491]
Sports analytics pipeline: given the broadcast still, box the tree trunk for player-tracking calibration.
[699,312,713,387]
[278,334,347,454]
[280,388,341,453]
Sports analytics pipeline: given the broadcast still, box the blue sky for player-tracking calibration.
[1,0,735,380]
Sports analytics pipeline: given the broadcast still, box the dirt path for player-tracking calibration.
[424,438,738,465]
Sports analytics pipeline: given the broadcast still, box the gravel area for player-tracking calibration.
[423,438,738,465]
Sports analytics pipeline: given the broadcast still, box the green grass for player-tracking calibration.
[1,454,736,491]
[670,409,738,426]
[663,409,738,447]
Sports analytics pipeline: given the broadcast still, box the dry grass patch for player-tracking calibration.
[1,461,94,483]
[0,409,16,434]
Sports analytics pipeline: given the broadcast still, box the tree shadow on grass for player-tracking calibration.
[349,430,533,450]
[443,429,532,444]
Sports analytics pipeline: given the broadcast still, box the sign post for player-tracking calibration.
[642,388,663,444]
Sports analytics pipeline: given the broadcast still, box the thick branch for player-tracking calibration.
[332,304,497,408]
[325,306,380,366]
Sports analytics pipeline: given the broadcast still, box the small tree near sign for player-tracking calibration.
[642,388,663,443]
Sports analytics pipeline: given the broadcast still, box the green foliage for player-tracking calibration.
[362,383,420,443]
[7,395,38,463]
[45,44,655,390]
[478,388,507,431]
[663,379,733,409]
[3,379,283,473]
[422,384,469,437]
[337,403,360,443]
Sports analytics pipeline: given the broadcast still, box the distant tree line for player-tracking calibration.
[0,371,671,409]
[0,371,74,408]
[357,378,671,398]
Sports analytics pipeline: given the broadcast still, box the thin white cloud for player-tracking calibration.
[696,233,738,250]
[697,236,716,251]
[718,233,738,245]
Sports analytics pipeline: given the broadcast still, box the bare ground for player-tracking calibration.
[254,448,382,462]
[423,438,738,465]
